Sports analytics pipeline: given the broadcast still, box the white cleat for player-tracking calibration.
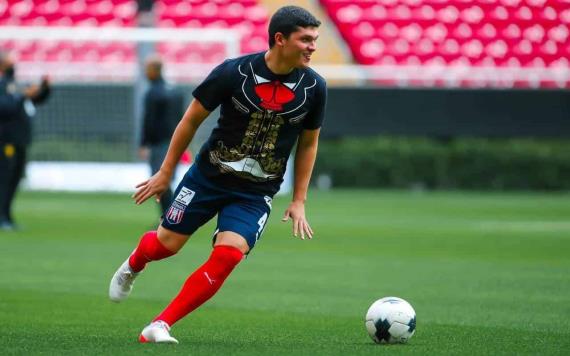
[109,258,139,302]
[139,320,179,344]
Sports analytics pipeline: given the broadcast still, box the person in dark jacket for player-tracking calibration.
[139,56,185,215]
[0,52,50,231]
[0,64,21,231]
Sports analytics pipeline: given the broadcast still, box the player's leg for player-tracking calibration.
[110,166,220,302]
[109,227,188,303]
[139,231,246,344]
[148,232,247,327]
[144,196,271,340]
[128,226,188,272]
[214,231,251,252]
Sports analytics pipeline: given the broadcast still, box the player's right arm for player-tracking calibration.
[133,99,210,205]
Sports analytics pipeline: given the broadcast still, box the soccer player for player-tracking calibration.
[109,5,326,344]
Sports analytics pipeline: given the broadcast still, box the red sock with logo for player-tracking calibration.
[128,231,176,273]
[154,245,244,326]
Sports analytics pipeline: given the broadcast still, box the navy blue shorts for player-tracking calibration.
[161,165,272,251]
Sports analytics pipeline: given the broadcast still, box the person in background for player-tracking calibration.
[139,56,186,216]
[0,52,50,231]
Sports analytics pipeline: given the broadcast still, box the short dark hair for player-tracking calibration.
[268,6,321,48]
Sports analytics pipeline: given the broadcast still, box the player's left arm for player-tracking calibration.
[282,128,320,240]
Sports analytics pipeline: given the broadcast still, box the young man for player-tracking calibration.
[109,5,326,343]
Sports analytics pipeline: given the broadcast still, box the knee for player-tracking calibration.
[214,231,250,255]
[156,226,189,253]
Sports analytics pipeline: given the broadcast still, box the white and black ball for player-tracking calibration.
[365,296,416,344]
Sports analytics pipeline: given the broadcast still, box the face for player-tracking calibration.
[278,26,319,69]
[145,64,158,81]
[145,60,162,81]
[0,55,15,76]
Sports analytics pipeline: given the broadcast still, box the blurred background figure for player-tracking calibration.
[139,56,185,216]
[0,52,50,231]
[0,53,22,231]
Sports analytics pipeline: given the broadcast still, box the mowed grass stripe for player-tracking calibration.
[0,190,568,355]
[1,290,569,356]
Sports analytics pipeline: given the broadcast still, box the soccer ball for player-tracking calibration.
[365,296,416,344]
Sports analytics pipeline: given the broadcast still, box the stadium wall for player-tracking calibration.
[26,85,570,192]
[323,88,570,139]
[32,85,570,164]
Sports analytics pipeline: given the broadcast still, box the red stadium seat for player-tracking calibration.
[321,0,570,87]
[548,24,568,43]
[352,21,375,39]
[156,0,269,55]
[3,0,268,71]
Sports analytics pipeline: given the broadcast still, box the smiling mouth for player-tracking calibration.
[303,53,312,61]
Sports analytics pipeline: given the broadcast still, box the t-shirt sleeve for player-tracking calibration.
[192,59,233,112]
[303,77,327,130]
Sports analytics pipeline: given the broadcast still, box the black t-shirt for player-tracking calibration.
[192,52,327,196]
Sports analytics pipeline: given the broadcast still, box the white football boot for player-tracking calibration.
[139,320,179,344]
[109,258,139,302]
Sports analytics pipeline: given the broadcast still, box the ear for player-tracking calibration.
[274,32,287,47]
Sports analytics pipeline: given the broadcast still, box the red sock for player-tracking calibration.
[154,245,244,326]
[128,231,176,273]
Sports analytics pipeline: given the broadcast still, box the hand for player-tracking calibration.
[39,76,50,89]
[132,170,171,205]
[138,147,150,161]
[23,84,40,99]
[24,77,50,99]
[281,201,314,240]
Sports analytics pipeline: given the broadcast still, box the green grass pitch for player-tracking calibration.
[1,189,569,355]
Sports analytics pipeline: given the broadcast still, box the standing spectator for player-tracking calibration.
[0,52,50,231]
[0,58,21,231]
[139,56,186,216]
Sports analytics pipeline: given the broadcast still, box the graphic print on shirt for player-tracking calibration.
[209,63,316,182]
[253,74,296,111]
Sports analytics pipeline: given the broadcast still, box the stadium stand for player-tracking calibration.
[155,0,269,62]
[320,0,570,87]
[1,0,568,86]
[0,0,268,70]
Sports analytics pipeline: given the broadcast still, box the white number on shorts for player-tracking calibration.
[255,213,268,241]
